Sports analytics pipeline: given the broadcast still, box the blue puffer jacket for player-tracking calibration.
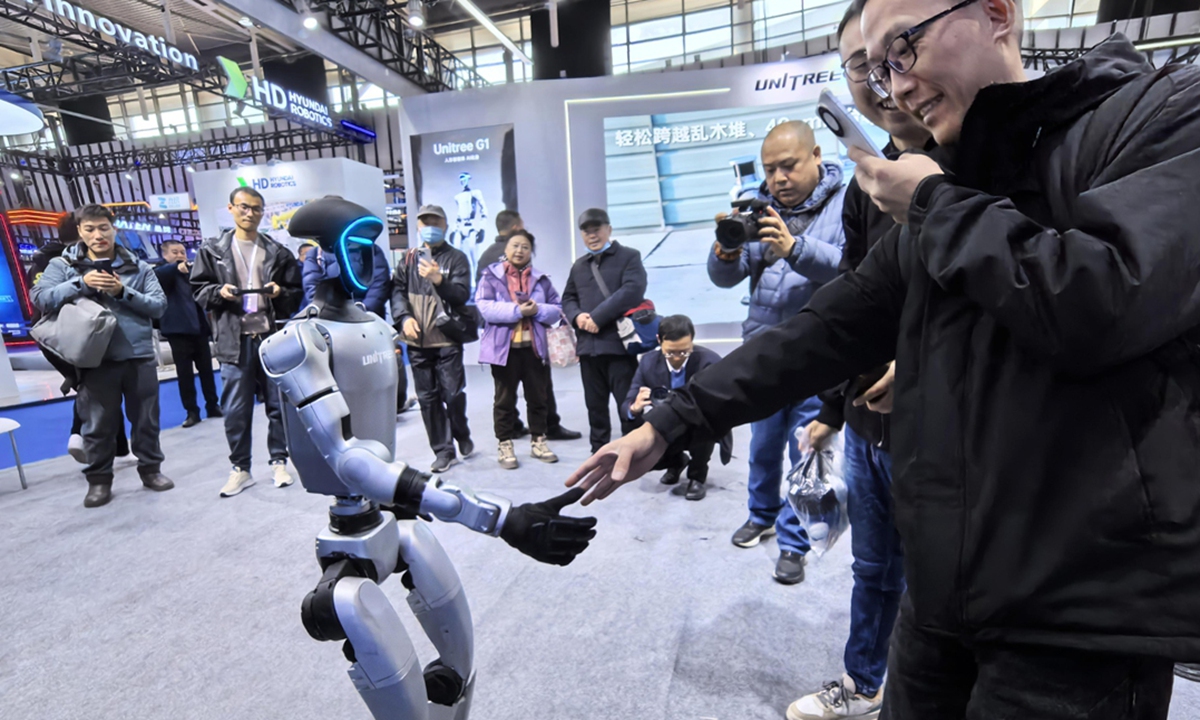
[31,242,166,361]
[708,161,846,340]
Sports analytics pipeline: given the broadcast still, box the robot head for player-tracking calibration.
[459,172,471,188]
[288,197,383,299]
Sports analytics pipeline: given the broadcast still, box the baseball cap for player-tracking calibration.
[577,208,610,229]
[416,204,446,221]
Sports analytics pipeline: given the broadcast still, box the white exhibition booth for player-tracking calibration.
[397,50,864,340]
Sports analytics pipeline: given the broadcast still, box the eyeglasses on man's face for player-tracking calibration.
[234,203,264,216]
[866,0,981,99]
[663,349,692,360]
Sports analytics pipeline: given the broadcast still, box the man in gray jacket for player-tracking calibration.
[32,204,173,508]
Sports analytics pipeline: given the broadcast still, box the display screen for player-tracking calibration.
[0,216,33,340]
[602,100,888,326]
[409,123,518,288]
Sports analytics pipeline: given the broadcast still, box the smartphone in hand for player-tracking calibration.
[817,89,886,159]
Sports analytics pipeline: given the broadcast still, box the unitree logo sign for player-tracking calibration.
[217,56,333,129]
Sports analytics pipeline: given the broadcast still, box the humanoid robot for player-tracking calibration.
[259,197,596,719]
[449,172,488,281]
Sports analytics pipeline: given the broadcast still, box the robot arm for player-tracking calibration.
[260,322,510,536]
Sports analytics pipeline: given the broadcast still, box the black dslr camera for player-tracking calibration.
[715,197,770,251]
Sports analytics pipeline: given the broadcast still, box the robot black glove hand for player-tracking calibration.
[500,488,598,566]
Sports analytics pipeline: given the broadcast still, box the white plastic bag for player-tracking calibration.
[786,447,848,558]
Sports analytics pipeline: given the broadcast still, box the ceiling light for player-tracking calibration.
[302,13,319,30]
[0,89,45,136]
[185,165,196,173]
[124,173,134,181]
[237,16,255,28]
[158,214,166,219]
[8,171,20,180]
[408,0,426,28]
[455,0,532,64]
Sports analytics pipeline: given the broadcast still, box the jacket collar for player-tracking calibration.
[953,34,1150,189]
[63,242,139,272]
[488,261,544,285]
[216,228,277,257]
[754,160,844,217]
[586,240,620,263]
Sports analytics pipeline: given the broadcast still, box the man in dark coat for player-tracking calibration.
[622,315,729,501]
[561,208,648,452]
[567,1,1200,714]
[155,240,221,429]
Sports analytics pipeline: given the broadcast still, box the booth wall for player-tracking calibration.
[398,53,853,338]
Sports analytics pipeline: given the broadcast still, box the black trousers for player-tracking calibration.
[409,345,472,459]
[396,346,409,405]
[579,354,638,451]
[77,358,164,483]
[660,437,715,482]
[491,346,551,440]
[166,334,220,415]
[881,600,1174,720]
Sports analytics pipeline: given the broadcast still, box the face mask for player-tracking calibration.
[420,226,446,245]
[586,241,612,255]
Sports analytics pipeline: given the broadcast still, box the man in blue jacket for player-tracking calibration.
[32,204,174,508]
[155,240,220,429]
[708,120,846,584]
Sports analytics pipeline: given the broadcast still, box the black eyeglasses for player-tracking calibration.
[233,203,264,215]
[866,0,981,99]
[841,51,871,84]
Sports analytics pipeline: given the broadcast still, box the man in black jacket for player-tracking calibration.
[191,187,302,497]
[477,210,582,442]
[156,240,220,429]
[622,315,726,501]
[562,208,648,452]
[789,3,933,718]
[392,204,476,473]
[568,1,1200,714]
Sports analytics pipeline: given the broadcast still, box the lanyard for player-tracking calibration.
[234,240,259,288]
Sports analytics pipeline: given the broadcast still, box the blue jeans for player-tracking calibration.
[747,395,822,554]
[843,426,904,697]
[220,335,288,470]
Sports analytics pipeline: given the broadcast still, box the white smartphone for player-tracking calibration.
[817,88,885,159]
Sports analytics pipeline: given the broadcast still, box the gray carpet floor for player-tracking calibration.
[2,365,1198,720]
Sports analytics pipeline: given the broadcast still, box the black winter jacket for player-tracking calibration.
[190,230,302,364]
[475,236,509,287]
[650,37,1200,659]
[155,262,210,337]
[562,242,648,356]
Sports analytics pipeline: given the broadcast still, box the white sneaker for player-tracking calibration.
[787,675,882,720]
[220,468,255,497]
[272,462,295,488]
[68,433,87,464]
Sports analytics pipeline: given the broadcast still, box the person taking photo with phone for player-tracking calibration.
[391,204,476,474]
[475,229,563,469]
[31,204,173,508]
[191,186,302,497]
[155,240,221,430]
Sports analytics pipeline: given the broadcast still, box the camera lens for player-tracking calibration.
[715,216,753,251]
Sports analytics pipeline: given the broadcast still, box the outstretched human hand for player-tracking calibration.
[564,423,668,506]
[500,488,598,566]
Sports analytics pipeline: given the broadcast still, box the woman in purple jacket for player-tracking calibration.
[475,230,562,469]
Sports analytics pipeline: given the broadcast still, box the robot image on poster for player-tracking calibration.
[449,172,488,280]
[258,197,597,719]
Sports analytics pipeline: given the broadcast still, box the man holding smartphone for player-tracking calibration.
[32,204,172,507]
[787,2,934,718]
[391,204,476,473]
[155,240,221,429]
[192,187,302,497]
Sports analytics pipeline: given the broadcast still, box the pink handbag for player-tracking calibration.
[547,321,579,368]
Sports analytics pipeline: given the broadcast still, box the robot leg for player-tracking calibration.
[332,576,430,720]
[397,520,475,716]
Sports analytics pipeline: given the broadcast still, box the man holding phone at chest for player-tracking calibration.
[391,205,476,474]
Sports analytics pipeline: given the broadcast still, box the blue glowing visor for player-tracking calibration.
[337,216,384,294]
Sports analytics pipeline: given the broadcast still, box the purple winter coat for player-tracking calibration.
[475,262,563,366]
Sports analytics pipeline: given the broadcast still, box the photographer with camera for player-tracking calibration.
[709,120,846,584]
[622,315,728,501]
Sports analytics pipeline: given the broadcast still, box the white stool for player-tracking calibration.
[0,418,26,490]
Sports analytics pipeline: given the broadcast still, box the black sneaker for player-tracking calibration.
[731,519,776,548]
[431,455,458,473]
[458,438,475,459]
[181,411,201,428]
[774,551,806,585]
[545,425,583,441]
[684,479,707,501]
[659,465,683,485]
[207,405,224,419]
